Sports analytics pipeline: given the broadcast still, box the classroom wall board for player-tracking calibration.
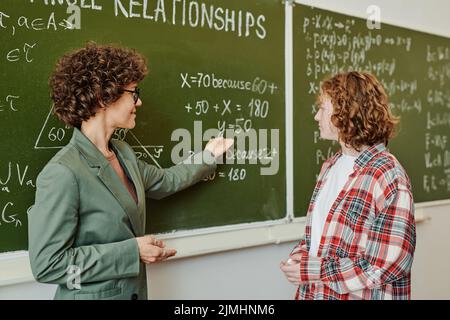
[2,0,449,254]
[293,4,450,217]
[0,0,286,253]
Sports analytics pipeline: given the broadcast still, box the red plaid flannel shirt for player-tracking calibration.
[291,143,416,300]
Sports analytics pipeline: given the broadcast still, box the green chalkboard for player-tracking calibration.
[0,0,286,253]
[294,4,450,217]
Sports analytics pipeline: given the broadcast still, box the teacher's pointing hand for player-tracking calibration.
[205,137,234,158]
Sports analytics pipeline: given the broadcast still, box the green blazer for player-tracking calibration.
[28,128,216,300]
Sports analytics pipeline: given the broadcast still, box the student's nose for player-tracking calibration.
[314,111,320,121]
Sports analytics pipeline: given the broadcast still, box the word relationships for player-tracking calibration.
[114,0,267,39]
[29,0,268,39]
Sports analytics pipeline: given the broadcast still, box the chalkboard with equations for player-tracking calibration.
[293,4,450,217]
[0,0,286,253]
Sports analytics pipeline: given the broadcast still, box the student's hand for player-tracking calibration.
[205,137,234,158]
[136,235,177,264]
[279,254,302,286]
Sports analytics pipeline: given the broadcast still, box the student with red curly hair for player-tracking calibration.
[280,71,416,300]
[28,42,233,300]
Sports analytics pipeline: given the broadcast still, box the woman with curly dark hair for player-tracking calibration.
[28,42,233,300]
[281,71,416,300]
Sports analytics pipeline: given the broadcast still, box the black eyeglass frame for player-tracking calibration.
[122,87,140,104]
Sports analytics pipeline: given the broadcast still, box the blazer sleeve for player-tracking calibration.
[28,163,140,285]
[137,150,217,200]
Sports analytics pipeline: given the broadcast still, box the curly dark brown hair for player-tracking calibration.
[49,42,148,128]
[319,71,399,151]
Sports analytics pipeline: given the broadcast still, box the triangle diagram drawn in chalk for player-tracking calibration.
[34,104,164,168]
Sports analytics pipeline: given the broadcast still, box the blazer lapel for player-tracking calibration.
[121,157,146,235]
[97,165,143,236]
[70,128,143,236]
[111,142,146,236]
[124,160,144,201]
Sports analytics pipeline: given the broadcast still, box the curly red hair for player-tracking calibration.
[319,71,399,151]
[49,42,148,128]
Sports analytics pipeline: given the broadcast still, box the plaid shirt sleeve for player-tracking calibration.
[291,174,415,295]
[290,236,307,256]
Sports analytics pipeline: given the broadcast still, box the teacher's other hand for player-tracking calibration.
[136,235,177,264]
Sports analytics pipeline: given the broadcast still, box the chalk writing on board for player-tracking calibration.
[113,0,267,40]
[423,43,450,193]
[0,202,23,228]
[169,120,279,175]
[176,67,280,176]
[0,162,36,191]
[6,42,36,63]
[0,157,37,229]
[183,98,271,119]
[299,8,450,197]
[0,9,77,37]
[0,160,35,229]
[29,0,102,11]
[33,105,165,168]
[180,73,278,95]
[0,95,19,112]
[26,1,270,39]
[0,0,286,248]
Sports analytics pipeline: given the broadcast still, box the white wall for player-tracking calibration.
[2,205,449,300]
[153,206,450,299]
[1,0,449,300]
[149,205,450,300]
[296,0,450,37]
[146,242,297,300]
[411,205,450,299]
[0,282,56,300]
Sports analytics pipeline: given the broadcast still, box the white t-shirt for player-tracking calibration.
[309,154,357,257]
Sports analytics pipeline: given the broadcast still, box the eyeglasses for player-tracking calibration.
[122,87,140,104]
